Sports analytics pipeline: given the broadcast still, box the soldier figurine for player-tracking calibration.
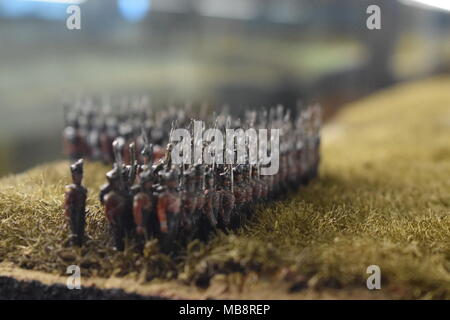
[139,142,154,174]
[198,167,219,241]
[193,164,205,236]
[64,159,87,246]
[241,164,253,217]
[102,165,131,251]
[180,168,197,243]
[133,170,158,243]
[231,165,246,229]
[87,115,103,161]
[100,114,118,164]
[63,114,85,161]
[250,164,262,206]
[217,167,234,231]
[138,125,154,172]
[260,174,270,202]
[156,167,182,252]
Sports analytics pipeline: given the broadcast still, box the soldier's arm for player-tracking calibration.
[99,184,109,205]
[104,193,124,224]
[103,194,114,223]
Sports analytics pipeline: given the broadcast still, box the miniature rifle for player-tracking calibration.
[230,165,234,193]
[141,125,154,165]
[165,120,177,170]
[129,142,137,184]
[212,117,218,171]
[112,138,125,192]
[257,110,268,180]
[225,116,234,193]
[179,164,186,191]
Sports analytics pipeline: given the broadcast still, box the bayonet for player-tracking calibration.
[129,142,137,184]
[112,138,125,192]
[230,165,234,193]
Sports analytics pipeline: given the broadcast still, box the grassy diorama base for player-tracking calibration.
[1,77,450,299]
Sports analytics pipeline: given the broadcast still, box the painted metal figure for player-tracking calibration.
[64,159,87,246]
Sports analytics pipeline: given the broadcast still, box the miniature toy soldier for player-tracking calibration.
[250,164,262,206]
[198,167,219,241]
[138,125,154,169]
[63,116,85,161]
[87,116,103,161]
[77,112,93,159]
[180,168,197,243]
[64,159,87,246]
[137,144,157,186]
[303,108,315,183]
[231,165,246,228]
[241,164,253,216]
[217,168,234,230]
[193,164,205,234]
[156,167,182,251]
[126,142,138,186]
[139,136,154,174]
[295,122,307,186]
[260,174,270,201]
[118,123,134,165]
[270,157,281,198]
[102,165,131,251]
[278,152,289,196]
[268,170,276,199]
[100,115,118,164]
[133,170,158,241]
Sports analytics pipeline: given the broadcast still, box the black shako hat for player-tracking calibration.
[70,159,84,175]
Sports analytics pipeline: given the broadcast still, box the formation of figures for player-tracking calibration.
[63,101,322,252]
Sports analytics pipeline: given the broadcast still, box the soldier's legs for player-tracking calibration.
[196,215,212,242]
[78,212,86,243]
[230,207,242,229]
[148,212,160,240]
[112,224,125,251]
[69,212,84,246]
[159,213,181,252]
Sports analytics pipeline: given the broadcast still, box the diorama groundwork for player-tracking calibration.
[1,77,450,299]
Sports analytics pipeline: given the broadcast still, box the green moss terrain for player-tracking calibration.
[1,77,450,299]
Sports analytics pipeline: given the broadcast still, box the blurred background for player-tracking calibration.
[0,0,449,176]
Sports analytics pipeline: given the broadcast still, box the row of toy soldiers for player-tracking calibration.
[64,104,321,251]
[63,97,209,164]
[62,99,320,168]
[97,146,265,251]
